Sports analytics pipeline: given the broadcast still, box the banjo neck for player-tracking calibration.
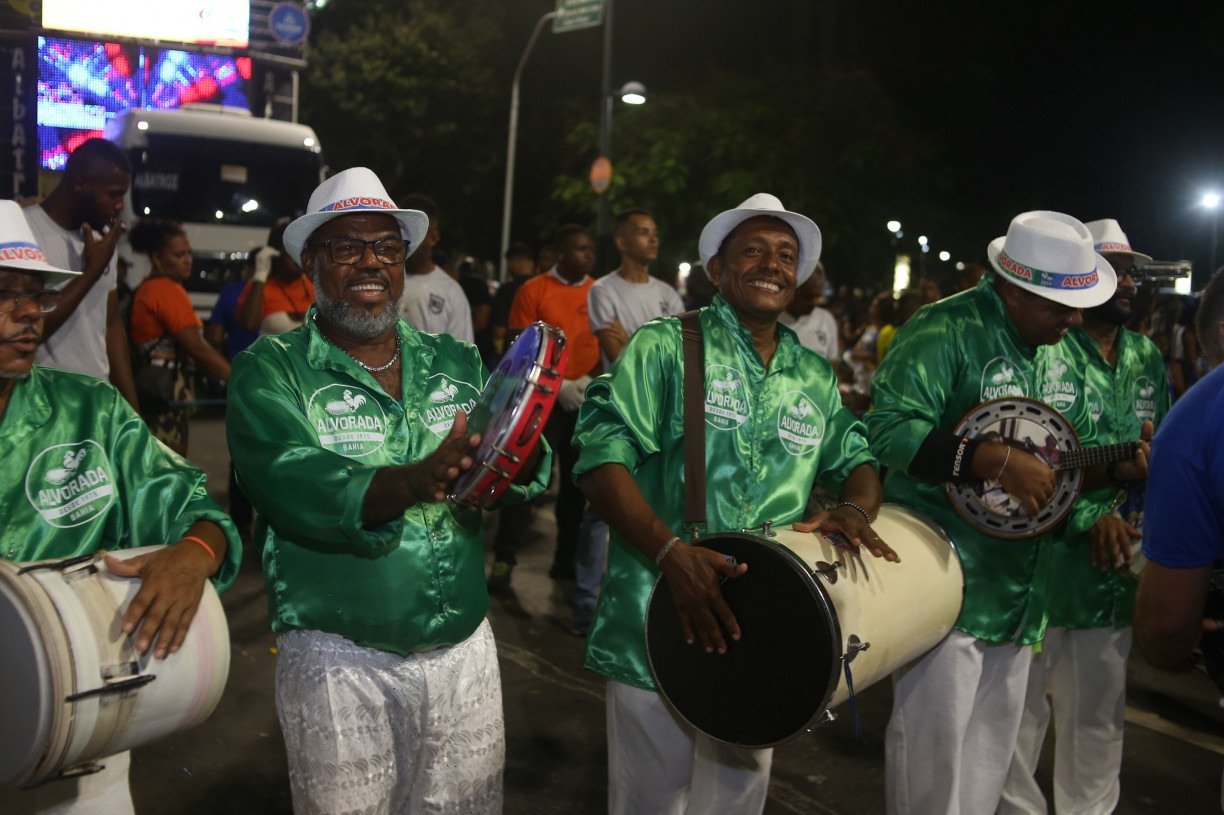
[1051,441,1138,473]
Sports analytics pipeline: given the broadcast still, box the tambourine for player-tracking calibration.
[448,322,567,509]
[944,397,1136,539]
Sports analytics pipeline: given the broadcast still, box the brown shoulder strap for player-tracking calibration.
[679,310,706,534]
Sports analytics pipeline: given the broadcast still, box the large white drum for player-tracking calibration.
[646,504,964,748]
[0,546,230,788]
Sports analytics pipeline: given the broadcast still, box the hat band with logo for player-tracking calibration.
[0,241,49,264]
[996,249,1100,292]
[1095,241,1134,253]
[322,197,396,213]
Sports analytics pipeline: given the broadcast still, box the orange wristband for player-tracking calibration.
[181,535,217,565]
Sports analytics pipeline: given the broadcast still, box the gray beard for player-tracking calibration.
[311,273,402,341]
[0,369,31,380]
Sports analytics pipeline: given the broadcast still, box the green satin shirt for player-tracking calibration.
[0,366,240,591]
[227,310,551,656]
[574,295,877,691]
[867,277,1093,646]
[1047,325,1169,629]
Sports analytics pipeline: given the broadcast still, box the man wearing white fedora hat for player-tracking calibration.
[868,210,1149,814]
[1002,218,1166,815]
[226,167,551,814]
[0,199,241,815]
[574,193,895,814]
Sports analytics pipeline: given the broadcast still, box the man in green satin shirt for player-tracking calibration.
[1002,219,1166,815]
[0,199,240,815]
[868,210,1149,815]
[574,193,896,814]
[226,168,550,815]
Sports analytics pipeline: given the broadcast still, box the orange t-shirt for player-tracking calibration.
[129,277,201,344]
[238,274,316,320]
[508,271,598,379]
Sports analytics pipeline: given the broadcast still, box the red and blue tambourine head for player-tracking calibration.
[448,322,568,509]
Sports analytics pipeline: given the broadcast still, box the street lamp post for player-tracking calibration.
[499,10,557,282]
[595,0,616,275]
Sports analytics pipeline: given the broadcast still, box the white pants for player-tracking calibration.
[885,629,1032,815]
[275,619,504,815]
[0,751,134,815]
[999,626,1131,815]
[606,680,772,815]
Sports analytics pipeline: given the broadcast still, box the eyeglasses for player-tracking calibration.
[306,237,410,266]
[0,289,62,314]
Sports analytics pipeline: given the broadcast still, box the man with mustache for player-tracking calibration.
[226,168,550,815]
[0,200,240,815]
[1001,219,1166,815]
[574,194,894,813]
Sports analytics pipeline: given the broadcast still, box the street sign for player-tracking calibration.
[553,0,604,33]
[268,2,311,47]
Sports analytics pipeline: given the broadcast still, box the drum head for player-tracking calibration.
[0,571,54,787]
[645,533,840,748]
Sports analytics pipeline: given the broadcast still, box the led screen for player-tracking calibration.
[41,0,250,49]
[37,37,250,170]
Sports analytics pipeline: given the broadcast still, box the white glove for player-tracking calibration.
[557,375,591,412]
[252,246,279,283]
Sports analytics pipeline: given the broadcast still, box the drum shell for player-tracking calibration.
[646,504,963,747]
[0,546,230,788]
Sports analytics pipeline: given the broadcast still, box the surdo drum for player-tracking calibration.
[0,547,230,788]
[449,322,567,509]
[646,505,963,748]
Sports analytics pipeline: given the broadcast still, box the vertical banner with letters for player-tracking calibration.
[0,32,37,200]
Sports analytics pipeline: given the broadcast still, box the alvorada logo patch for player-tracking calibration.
[777,391,826,456]
[980,356,1027,401]
[25,440,115,528]
[704,364,750,430]
[421,373,480,437]
[1037,353,1077,411]
[308,384,388,458]
[1133,376,1159,422]
[1085,383,1104,424]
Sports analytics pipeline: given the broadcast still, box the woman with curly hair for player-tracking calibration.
[128,218,230,454]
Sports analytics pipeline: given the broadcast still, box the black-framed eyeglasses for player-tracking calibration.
[0,289,62,314]
[306,237,410,265]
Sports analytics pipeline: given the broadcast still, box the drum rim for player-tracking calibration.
[943,396,1084,540]
[449,322,563,504]
[644,530,845,748]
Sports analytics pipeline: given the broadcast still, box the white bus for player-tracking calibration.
[105,105,324,319]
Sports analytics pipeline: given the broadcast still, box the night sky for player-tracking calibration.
[515,0,1224,284]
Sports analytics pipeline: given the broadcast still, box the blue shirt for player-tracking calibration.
[1142,364,1224,568]
[208,280,259,360]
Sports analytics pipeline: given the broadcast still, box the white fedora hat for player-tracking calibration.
[987,210,1116,309]
[698,193,822,285]
[0,201,78,286]
[1084,218,1153,267]
[283,167,430,265]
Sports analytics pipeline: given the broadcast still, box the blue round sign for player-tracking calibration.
[268,2,311,46]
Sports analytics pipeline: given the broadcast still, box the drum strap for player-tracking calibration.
[679,310,706,537]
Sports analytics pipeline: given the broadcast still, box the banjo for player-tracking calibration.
[944,397,1138,539]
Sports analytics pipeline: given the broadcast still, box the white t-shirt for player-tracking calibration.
[25,204,117,380]
[397,266,474,343]
[779,307,840,362]
[587,272,685,367]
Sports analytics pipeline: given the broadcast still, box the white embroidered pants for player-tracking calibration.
[275,619,504,815]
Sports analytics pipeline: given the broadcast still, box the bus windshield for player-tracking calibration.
[127,134,322,226]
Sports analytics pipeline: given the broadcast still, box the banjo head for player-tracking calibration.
[944,397,1082,539]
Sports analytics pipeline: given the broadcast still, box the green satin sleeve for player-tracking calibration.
[227,345,402,556]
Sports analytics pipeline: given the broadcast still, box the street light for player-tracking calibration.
[619,81,646,105]
[498,10,557,281]
[887,220,902,233]
[1202,191,1221,274]
[938,250,951,262]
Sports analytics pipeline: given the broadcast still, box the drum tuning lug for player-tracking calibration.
[812,560,843,584]
[66,673,156,702]
[842,635,871,664]
[820,709,836,724]
[17,553,94,575]
[489,444,522,465]
[761,521,776,537]
[26,762,106,788]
